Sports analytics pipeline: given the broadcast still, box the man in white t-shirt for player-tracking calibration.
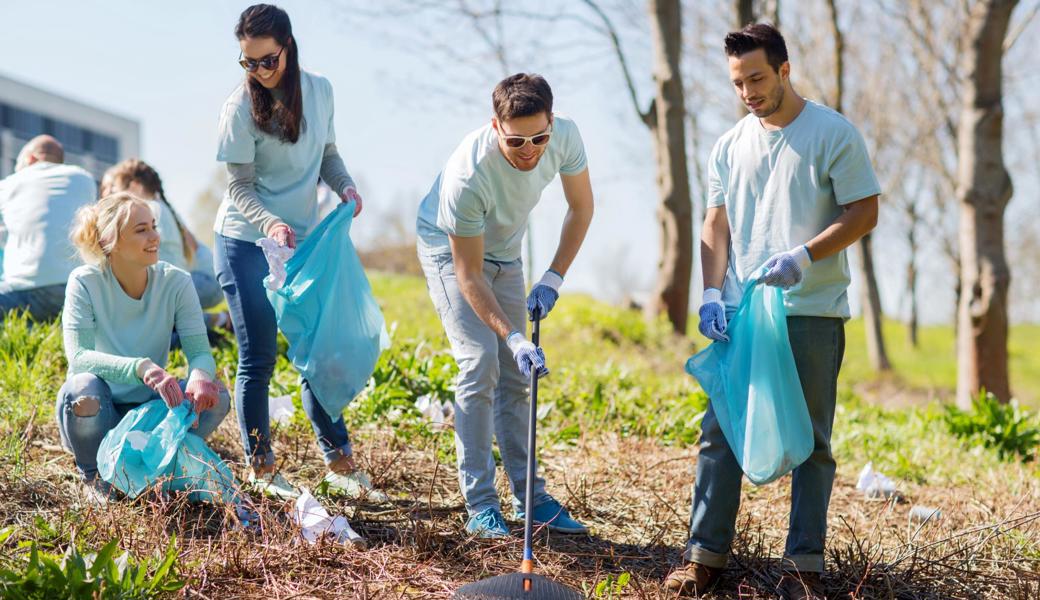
[0,136,97,320]
[416,73,595,538]
[664,24,880,600]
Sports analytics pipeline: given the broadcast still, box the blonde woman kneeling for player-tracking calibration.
[57,192,230,503]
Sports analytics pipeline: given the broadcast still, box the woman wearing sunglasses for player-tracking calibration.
[214,3,386,505]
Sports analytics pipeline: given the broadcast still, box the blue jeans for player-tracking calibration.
[0,283,66,321]
[419,250,550,517]
[214,233,353,467]
[191,270,223,310]
[685,316,845,573]
[55,372,231,482]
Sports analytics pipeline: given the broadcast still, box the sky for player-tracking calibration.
[1,0,1037,324]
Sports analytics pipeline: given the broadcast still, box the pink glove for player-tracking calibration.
[141,362,184,408]
[341,186,363,218]
[185,370,220,413]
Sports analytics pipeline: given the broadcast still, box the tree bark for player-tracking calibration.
[955,0,1017,407]
[856,234,892,370]
[645,0,693,334]
[906,203,919,348]
[827,0,891,371]
[735,0,754,27]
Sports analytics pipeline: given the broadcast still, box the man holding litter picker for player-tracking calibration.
[416,73,595,539]
[664,24,880,600]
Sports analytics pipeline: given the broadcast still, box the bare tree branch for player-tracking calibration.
[581,0,655,127]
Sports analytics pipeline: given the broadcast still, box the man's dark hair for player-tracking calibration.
[724,23,788,72]
[492,73,553,121]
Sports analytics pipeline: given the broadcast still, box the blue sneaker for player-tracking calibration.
[517,498,588,534]
[465,507,511,539]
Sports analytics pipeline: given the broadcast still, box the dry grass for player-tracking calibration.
[4,414,1039,600]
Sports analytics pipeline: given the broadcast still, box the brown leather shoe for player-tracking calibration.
[663,561,721,596]
[777,570,826,600]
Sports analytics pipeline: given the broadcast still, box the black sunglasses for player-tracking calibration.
[239,47,285,72]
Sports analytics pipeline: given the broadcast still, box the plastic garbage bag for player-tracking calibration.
[685,267,813,485]
[97,399,240,503]
[267,202,390,420]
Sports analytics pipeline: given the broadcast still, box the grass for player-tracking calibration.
[0,271,1038,598]
[842,319,1040,406]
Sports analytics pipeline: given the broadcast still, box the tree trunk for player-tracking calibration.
[828,0,891,371]
[856,234,891,370]
[734,0,754,118]
[955,0,1017,407]
[906,205,919,348]
[645,0,693,334]
[735,0,754,27]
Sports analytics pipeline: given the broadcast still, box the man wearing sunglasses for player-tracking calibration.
[416,73,594,539]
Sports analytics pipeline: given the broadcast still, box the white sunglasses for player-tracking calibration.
[498,124,553,148]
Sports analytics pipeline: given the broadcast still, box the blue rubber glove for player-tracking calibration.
[760,245,813,289]
[527,269,563,321]
[697,288,729,342]
[506,331,549,379]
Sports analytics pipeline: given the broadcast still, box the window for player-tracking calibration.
[5,105,43,138]
[91,133,118,163]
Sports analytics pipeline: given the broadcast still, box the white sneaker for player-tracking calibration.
[321,471,390,504]
[80,479,114,507]
[248,470,302,500]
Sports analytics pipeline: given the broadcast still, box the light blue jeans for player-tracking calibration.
[55,372,231,482]
[685,316,845,573]
[419,250,550,517]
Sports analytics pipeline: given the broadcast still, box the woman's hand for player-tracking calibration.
[268,222,297,249]
[185,369,220,413]
[341,186,363,218]
[138,359,185,408]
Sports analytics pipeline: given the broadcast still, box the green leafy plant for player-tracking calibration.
[944,390,1040,461]
[583,572,631,599]
[0,534,184,599]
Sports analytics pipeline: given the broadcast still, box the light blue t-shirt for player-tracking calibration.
[416,115,587,261]
[147,199,189,272]
[215,69,336,243]
[62,261,209,404]
[709,100,881,318]
[0,162,96,290]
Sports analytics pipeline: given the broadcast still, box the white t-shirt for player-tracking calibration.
[0,161,97,290]
[416,115,588,262]
[709,100,881,318]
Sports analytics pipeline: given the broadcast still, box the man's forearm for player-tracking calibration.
[701,209,730,290]
[805,195,879,262]
[548,205,593,276]
[456,271,518,339]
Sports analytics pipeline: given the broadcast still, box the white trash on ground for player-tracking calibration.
[269,394,295,424]
[256,237,295,291]
[856,462,899,499]
[292,489,366,548]
[415,394,453,428]
[909,505,942,524]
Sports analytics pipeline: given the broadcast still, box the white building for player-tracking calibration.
[0,72,139,181]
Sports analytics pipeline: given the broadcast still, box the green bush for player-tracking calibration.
[0,528,184,599]
[944,390,1040,461]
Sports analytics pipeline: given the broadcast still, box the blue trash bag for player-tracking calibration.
[267,201,390,420]
[97,399,240,503]
[685,268,814,485]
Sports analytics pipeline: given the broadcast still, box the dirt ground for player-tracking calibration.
[6,418,1039,600]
